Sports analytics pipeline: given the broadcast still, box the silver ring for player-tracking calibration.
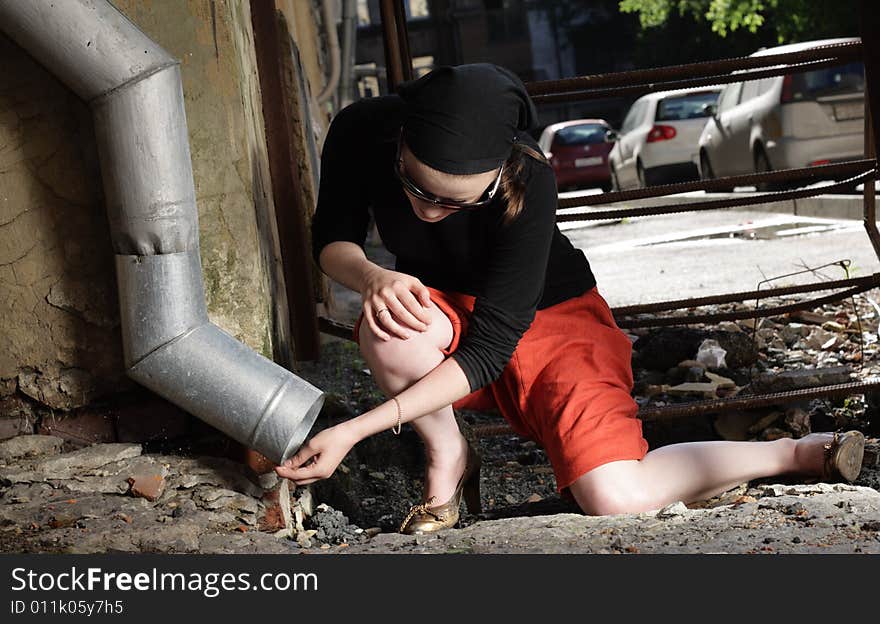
[375,308,390,318]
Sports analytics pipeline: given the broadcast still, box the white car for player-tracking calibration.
[698,37,864,189]
[608,86,722,189]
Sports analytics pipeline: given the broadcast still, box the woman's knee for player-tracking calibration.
[358,303,454,378]
[568,461,658,516]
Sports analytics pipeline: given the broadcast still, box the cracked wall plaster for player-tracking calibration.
[0,0,279,410]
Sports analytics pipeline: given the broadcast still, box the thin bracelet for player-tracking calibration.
[390,396,402,435]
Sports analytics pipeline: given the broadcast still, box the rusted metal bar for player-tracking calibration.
[617,283,878,328]
[613,275,880,316]
[859,2,880,263]
[251,2,320,361]
[558,170,875,223]
[379,0,413,92]
[317,273,880,339]
[638,379,880,421]
[533,57,854,104]
[318,316,357,341]
[527,40,861,95]
[865,106,880,262]
[558,160,875,209]
[470,378,880,438]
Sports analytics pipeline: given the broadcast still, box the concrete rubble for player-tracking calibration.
[1,434,878,554]
[0,436,365,554]
[3,289,880,554]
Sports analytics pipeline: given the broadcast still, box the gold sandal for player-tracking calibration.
[821,430,866,483]
[399,441,482,535]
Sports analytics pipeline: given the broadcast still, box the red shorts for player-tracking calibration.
[354,286,649,498]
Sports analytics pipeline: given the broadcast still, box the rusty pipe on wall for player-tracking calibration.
[0,0,324,464]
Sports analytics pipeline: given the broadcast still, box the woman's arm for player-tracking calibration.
[320,241,436,341]
[275,334,470,486]
[347,357,470,440]
[317,241,377,294]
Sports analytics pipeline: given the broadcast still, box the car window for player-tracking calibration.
[639,101,654,126]
[759,76,778,95]
[717,82,743,113]
[621,101,643,133]
[655,91,720,120]
[740,79,760,102]
[538,129,552,153]
[552,123,609,147]
[789,62,864,100]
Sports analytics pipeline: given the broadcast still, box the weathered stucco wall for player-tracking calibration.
[0,0,281,417]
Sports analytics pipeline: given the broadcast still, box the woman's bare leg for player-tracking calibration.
[358,303,468,504]
[569,434,834,516]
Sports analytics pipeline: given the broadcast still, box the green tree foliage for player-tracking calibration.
[619,0,858,43]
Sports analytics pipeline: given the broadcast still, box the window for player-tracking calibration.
[655,91,720,121]
[740,79,761,102]
[790,62,865,100]
[717,82,743,113]
[552,123,609,147]
[758,77,778,95]
[621,101,644,133]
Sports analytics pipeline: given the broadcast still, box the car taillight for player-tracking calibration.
[810,159,831,166]
[646,125,677,142]
[781,74,794,103]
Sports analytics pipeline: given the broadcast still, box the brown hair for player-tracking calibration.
[500,142,550,225]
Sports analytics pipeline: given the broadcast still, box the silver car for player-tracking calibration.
[609,87,721,189]
[698,37,864,188]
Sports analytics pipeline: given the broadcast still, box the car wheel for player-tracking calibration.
[610,165,621,192]
[700,150,733,193]
[754,147,776,192]
[636,161,648,188]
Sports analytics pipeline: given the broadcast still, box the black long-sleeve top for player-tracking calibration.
[311,95,597,391]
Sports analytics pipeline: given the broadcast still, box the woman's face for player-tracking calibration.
[399,143,501,222]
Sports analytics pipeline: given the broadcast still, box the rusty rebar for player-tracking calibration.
[318,316,357,341]
[317,273,880,340]
[533,57,857,104]
[637,378,880,421]
[613,275,880,315]
[558,160,875,209]
[526,40,861,95]
[469,378,880,438]
[617,283,878,328]
[558,170,876,223]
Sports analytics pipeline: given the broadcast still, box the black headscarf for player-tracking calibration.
[396,63,537,175]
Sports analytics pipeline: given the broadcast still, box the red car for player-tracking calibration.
[538,119,614,192]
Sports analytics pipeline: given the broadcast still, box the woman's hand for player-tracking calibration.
[361,265,433,341]
[274,424,359,486]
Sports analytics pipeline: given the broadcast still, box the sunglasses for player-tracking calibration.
[393,134,504,211]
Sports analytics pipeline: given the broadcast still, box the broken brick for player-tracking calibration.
[258,479,292,532]
[127,473,166,502]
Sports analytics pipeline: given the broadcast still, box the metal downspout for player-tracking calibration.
[0,0,324,464]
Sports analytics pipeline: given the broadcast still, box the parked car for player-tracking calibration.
[607,86,722,189]
[538,119,614,192]
[698,37,864,189]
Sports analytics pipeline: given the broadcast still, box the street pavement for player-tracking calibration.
[558,188,880,308]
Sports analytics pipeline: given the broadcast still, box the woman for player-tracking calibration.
[275,64,866,534]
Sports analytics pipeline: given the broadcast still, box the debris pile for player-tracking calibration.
[0,437,369,554]
[629,291,880,441]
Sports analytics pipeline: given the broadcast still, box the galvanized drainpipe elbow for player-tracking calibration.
[0,0,324,464]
